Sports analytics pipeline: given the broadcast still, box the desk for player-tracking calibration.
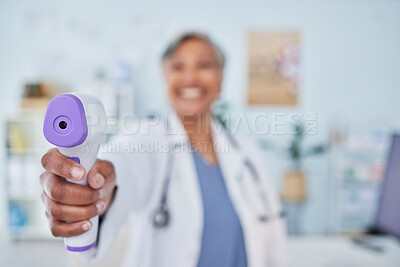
[1,235,399,267]
[0,238,65,267]
[288,236,400,267]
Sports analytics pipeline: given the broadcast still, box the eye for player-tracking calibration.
[197,61,215,69]
[170,62,184,71]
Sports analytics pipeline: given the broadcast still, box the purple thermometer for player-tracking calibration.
[43,94,106,252]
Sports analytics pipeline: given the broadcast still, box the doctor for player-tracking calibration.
[39,32,287,267]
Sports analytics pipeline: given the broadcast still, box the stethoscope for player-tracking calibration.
[152,121,285,228]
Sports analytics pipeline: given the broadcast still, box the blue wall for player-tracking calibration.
[1,0,400,234]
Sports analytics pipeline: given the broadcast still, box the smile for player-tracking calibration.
[178,87,206,100]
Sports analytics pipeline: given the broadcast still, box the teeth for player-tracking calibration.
[180,87,203,99]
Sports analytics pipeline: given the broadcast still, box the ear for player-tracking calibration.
[217,70,223,93]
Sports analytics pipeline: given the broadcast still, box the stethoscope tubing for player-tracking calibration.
[152,123,284,228]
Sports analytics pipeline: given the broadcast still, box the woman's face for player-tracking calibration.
[163,38,223,116]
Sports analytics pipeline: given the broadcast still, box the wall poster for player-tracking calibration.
[247,30,301,105]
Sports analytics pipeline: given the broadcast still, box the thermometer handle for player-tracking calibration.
[58,146,99,252]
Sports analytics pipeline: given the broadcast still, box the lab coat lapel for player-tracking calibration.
[210,121,251,221]
[211,120,243,188]
[167,112,204,256]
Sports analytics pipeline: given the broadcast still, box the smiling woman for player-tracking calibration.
[160,32,227,166]
[162,32,225,116]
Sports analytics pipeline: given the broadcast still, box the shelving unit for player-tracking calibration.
[3,110,54,240]
[329,129,390,234]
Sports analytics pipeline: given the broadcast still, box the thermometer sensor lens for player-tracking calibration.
[59,121,67,129]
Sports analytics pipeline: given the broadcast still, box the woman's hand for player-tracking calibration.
[40,148,116,237]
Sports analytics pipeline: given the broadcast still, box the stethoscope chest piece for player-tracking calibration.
[153,206,170,228]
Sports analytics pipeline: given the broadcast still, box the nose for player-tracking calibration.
[181,66,199,85]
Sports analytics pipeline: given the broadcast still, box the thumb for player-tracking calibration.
[87,160,115,189]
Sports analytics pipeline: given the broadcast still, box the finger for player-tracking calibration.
[40,171,100,205]
[41,148,86,181]
[41,193,105,222]
[46,211,93,237]
[87,160,116,190]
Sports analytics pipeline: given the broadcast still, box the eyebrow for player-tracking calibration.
[169,53,217,60]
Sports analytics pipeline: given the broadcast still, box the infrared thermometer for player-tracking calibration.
[43,93,106,252]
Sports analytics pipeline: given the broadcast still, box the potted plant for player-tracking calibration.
[280,122,328,203]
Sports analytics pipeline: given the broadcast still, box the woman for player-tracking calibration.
[40,32,287,267]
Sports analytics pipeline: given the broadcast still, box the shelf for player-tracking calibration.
[8,225,56,241]
[6,148,47,157]
[340,179,381,186]
[7,192,42,201]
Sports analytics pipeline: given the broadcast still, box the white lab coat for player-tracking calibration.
[80,112,287,267]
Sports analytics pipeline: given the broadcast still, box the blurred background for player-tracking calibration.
[1,0,400,266]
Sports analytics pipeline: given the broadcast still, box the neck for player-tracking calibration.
[178,112,212,139]
[177,111,217,165]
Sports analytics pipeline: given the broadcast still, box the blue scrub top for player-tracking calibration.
[192,151,248,267]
